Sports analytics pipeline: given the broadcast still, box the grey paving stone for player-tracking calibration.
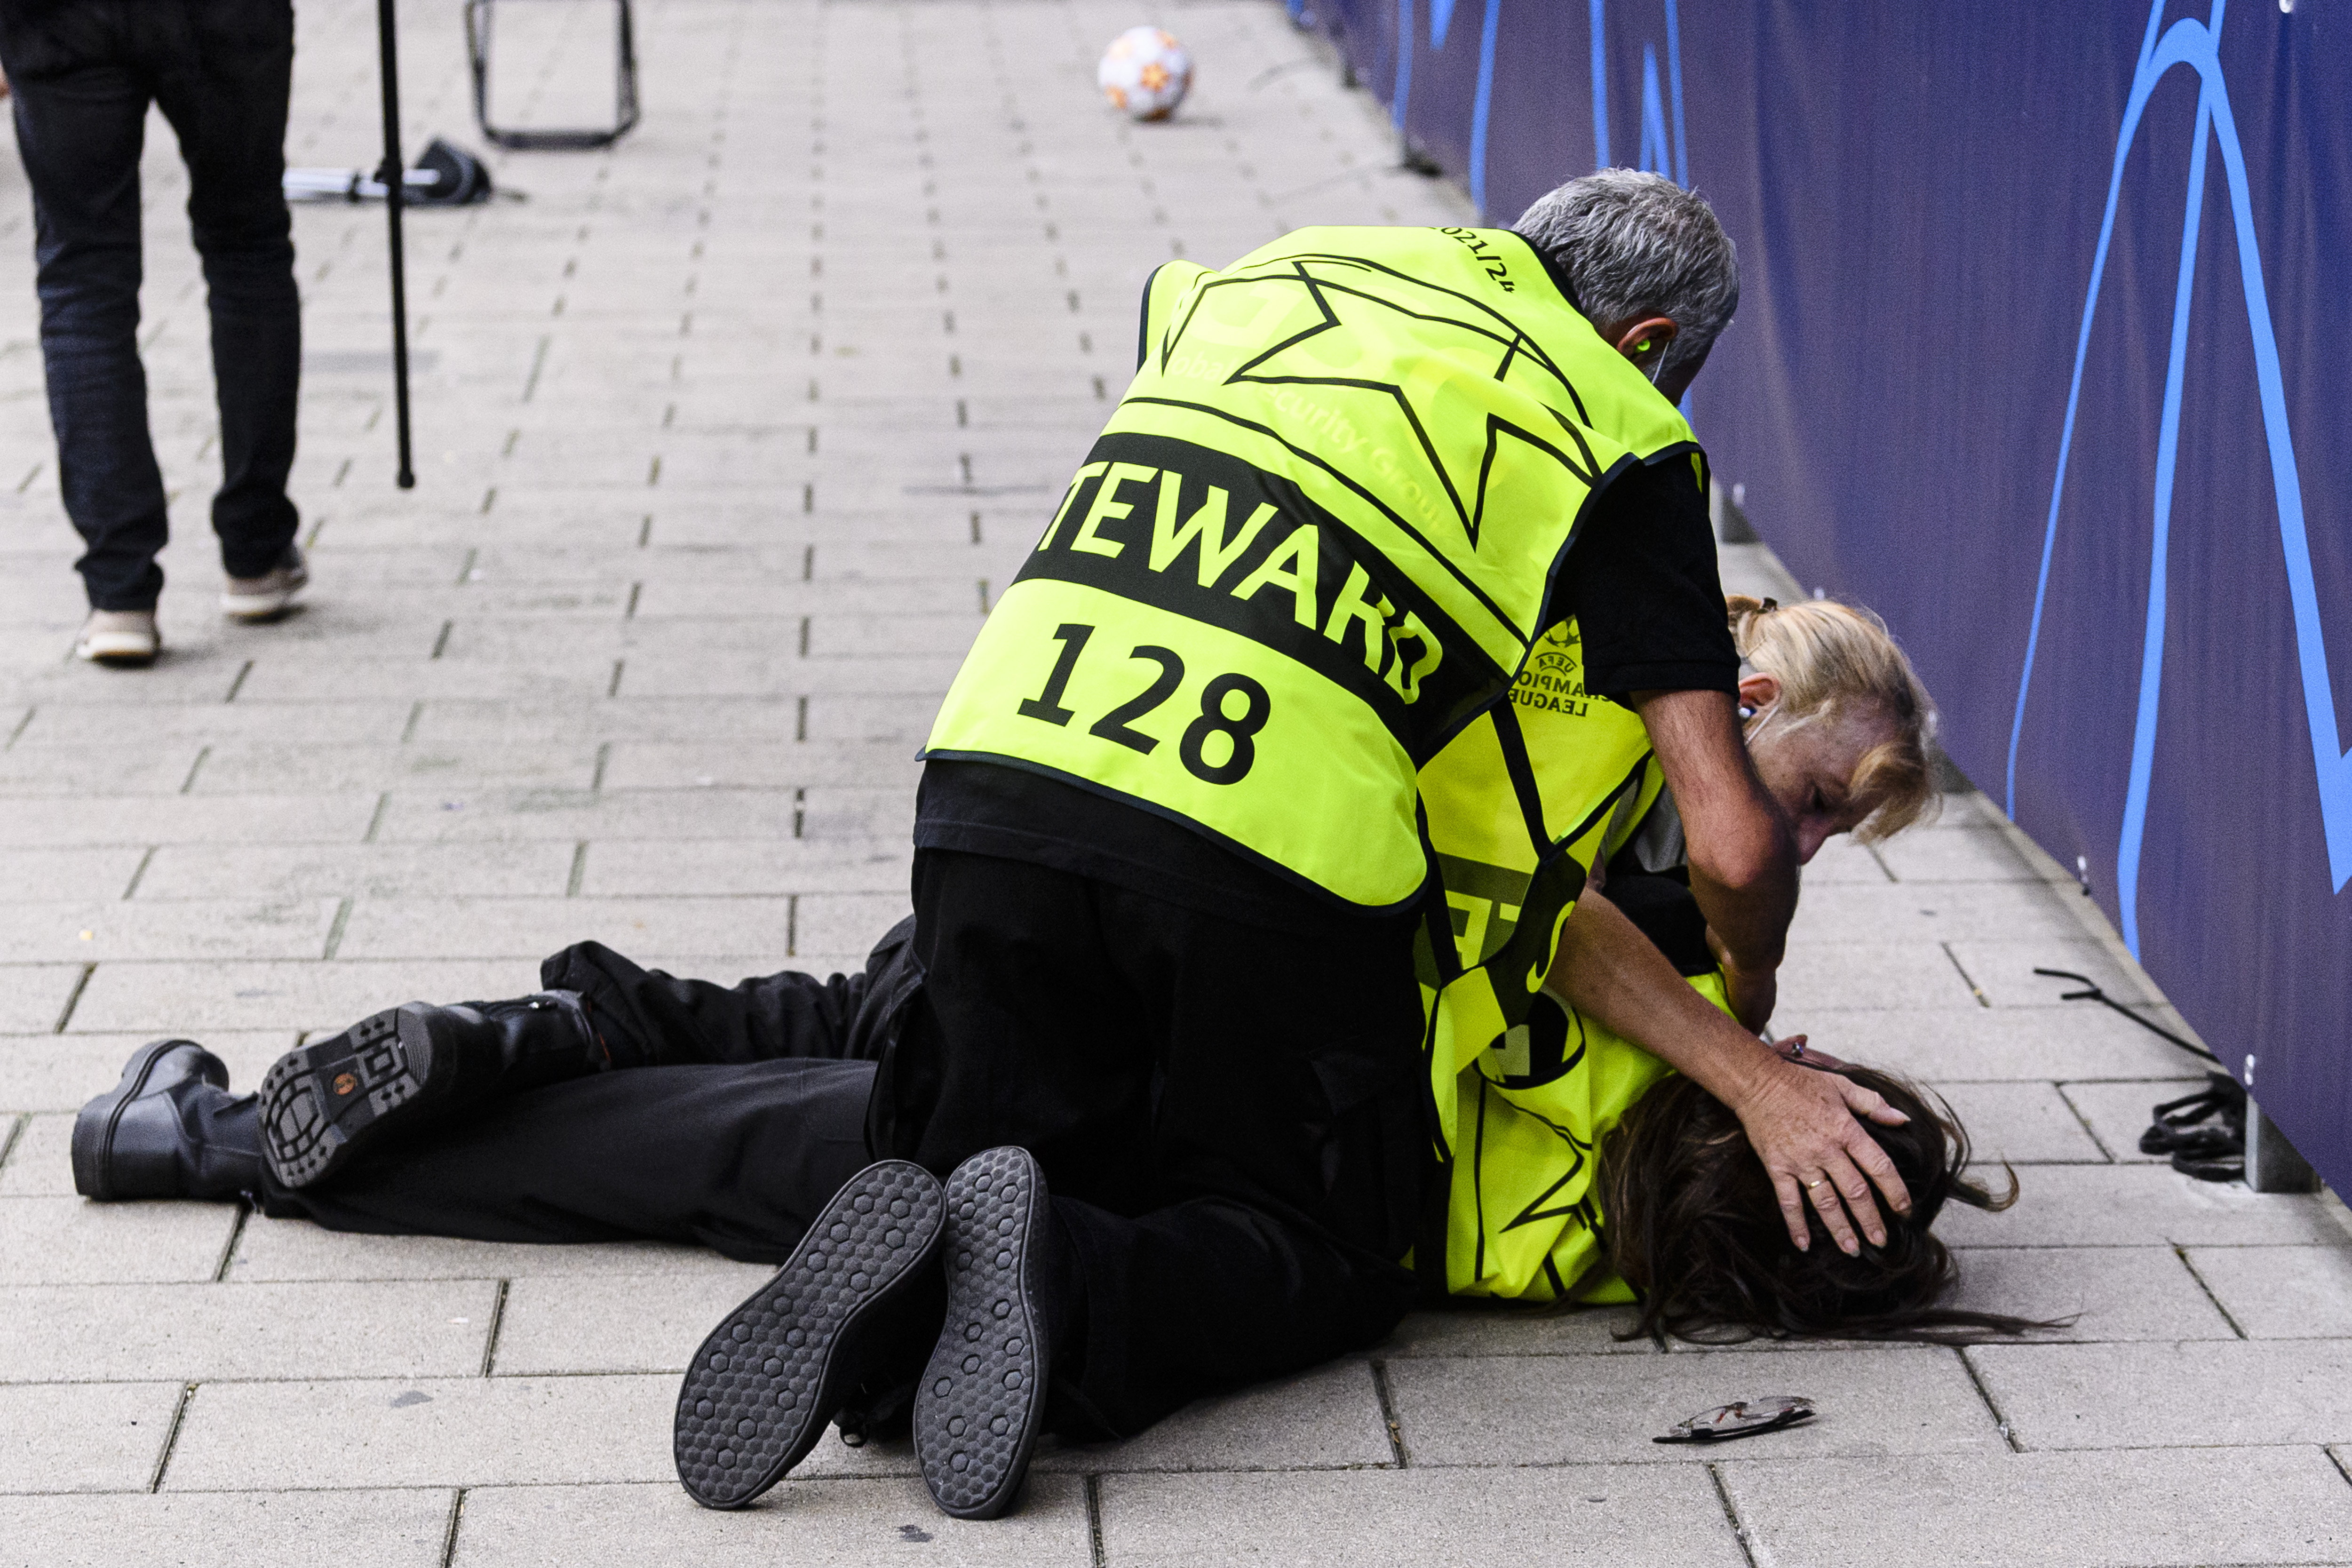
[1378,1303,1655,1358]
[1784,879,2087,946]
[1947,937,2161,1009]
[0,793,377,848]
[1,1113,73,1195]
[1794,837,1892,885]
[1869,824,2039,883]
[16,700,413,746]
[1769,1004,2202,1082]
[1944,1246,2236,1341]
[68,959,523,1033]
[0,899,337,963]
[579,837,911,898]
[0,1196,238,1284]
[0,741,207,797]
[1037,1361,1391,1474]
[414,696,810,748]
[0,1381,182,1495]
[333,896,794,962]
[0,1280,497,1382]
[1935,1163,2338,1249]
[491,1267,773,1376]
[372,787,802,843]
[1776,940,1980,1014]
[1973,1338,2352,1449]
[597,740,923,791]
[1384,1345,2001,1466]
[0,1489,454,1568]
[227,1216,765,1283]
[1096,1466,1747,1568]
[0,1030,296,1113]
[164,1374,675,1490]
[2186,1244,2352,1339]
[2060,1077,2208,1161]
[0,845,153,902]
[187,742,604,796]
[618,653,969,703]
[0,964,91,1033]
[135,841,580,902]
[1931,1080,2106,1164]
[231,655,625,704]
[1716,1447,2352,1568]
[449,1476,1092,1567]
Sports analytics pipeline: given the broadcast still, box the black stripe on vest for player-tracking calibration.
[1018,430,1501,761]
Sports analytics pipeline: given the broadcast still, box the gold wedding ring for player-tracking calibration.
[1804,1178,1826,1190]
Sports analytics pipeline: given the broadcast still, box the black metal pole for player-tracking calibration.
[376,0,416,488]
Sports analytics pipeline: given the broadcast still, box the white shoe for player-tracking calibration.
[222,544,309,622]
[76,609,161,667]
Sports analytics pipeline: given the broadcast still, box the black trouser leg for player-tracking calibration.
[150,0,301,579]
[541,916,918,1069]
[4,60,169,610]
[881,850,1424,1439]
[256,1058,880,1265]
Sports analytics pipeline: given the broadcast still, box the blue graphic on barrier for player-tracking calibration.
[1467,0,1503,211]
[2008,0,2352,955]
[1588,1,1687,184]
[1393,0,1414,128]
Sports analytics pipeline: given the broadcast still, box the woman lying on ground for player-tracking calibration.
[67,593,2041,1512]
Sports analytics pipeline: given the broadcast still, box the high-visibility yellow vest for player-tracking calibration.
[1415,619,1732,1302]
[924,225,1702,910]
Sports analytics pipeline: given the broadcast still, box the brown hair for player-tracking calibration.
[1600,1066,2058,1343]
[1727,594,1939,841]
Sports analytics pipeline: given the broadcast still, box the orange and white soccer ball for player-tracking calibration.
[1098,25,1193,121]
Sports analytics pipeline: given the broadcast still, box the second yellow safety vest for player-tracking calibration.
[1416,618,1729,1302]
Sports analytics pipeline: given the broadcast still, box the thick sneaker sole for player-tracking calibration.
[222,567,309,623]
[916,1146,1051,1521]
[75,635,159,667]
[675,1159,946,1510]
[71,1039,205,1201]
[256,1007,439,1189]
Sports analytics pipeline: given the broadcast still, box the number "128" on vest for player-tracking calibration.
[1017,621,1272,785]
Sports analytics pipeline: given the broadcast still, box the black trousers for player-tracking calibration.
[0,0,302,609]
[254,923,922,1262]
[260,852,1427,1440]
[877,850,1426,1437]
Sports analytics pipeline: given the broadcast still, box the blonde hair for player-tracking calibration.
[1727,594,1939,842]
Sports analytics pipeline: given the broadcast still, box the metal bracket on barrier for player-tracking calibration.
[465,0,640,151]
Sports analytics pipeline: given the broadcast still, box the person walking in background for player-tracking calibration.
[0,0,310,667]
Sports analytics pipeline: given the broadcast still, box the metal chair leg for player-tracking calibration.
[466,0,640,151]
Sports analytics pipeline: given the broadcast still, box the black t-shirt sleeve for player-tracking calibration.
[1563,454,1739,701]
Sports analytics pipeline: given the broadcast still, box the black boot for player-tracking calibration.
[72,1040,262,1202]
[673,1159,949,1509]
[916,1146,1077,1520]
[257,992,601,1190]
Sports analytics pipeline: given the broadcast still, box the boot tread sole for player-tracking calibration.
[673,1159,945,1510]
[257,1008,432,1189]
[916,1146,1049,1520]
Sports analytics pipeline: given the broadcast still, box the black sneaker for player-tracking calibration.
[674,1159,947,1509]
[916,1146,1055,1520]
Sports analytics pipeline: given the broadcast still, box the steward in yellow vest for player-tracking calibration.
[882,173,1851,1510]
[926,224,1701,909]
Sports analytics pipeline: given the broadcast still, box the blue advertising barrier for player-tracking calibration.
[1303,0,2351,1181]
